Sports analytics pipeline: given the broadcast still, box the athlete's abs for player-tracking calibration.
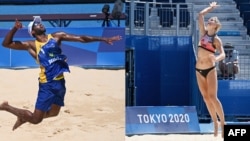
[196,48,215,68]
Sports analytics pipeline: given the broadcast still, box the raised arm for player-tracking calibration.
[52,32,122,45]
[214,37,225,62]
[198,2,219,35]
[2,20,37,59]
[2,20,33,50]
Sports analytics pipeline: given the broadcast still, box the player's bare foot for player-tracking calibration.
[221,122,225,138]
[216,121,225,138]
[12,117,26,131]
[0,101,9,110]
[214,121,218,137]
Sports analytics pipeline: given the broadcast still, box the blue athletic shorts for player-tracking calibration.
[35,78,66,112]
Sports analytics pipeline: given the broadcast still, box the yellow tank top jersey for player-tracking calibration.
[35,34,70,83]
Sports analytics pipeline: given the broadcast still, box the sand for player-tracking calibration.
[0,66,125,141]
[0,66,226,141]
[125,134,224,141]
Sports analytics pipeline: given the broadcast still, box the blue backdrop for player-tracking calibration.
[0,27,125,68]
[126,35,250,119]
[126,35,193,106]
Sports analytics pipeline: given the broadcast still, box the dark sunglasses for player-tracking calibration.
[32,22,40,28]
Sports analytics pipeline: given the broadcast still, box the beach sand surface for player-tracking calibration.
[0,66,125,141]
[125,134,224,141]
[0,66,226,141]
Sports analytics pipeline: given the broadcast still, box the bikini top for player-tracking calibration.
[198,33,216,53]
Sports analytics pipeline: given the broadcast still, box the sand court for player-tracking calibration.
[0,66,125,141]
[125,134,224,141]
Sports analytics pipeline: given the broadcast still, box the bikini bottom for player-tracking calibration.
[195,66,216,78]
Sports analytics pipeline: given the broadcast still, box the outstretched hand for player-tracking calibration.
[105,35,122,45]
[14,19,23,29]
[209,1,220,8]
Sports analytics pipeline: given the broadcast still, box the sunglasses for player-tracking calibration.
[32,22,41,28]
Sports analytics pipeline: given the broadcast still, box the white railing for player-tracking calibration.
[125,0,194,36]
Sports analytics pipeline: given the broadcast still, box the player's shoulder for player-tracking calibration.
[51,31,67,37]
[25,40,35,46]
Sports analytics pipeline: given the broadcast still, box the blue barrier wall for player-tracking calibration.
[126,106,200,135]
[126,35,250,118]
[218,80,250,116]
[0,27,125,68]
[126,35,193,106]
[199,80,250,117]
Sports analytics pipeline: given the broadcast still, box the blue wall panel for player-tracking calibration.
[200,80,250,117]
[0,44,11,67]
[127,35,192,106]
[0,27,125,68]
[126,35,250,118]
